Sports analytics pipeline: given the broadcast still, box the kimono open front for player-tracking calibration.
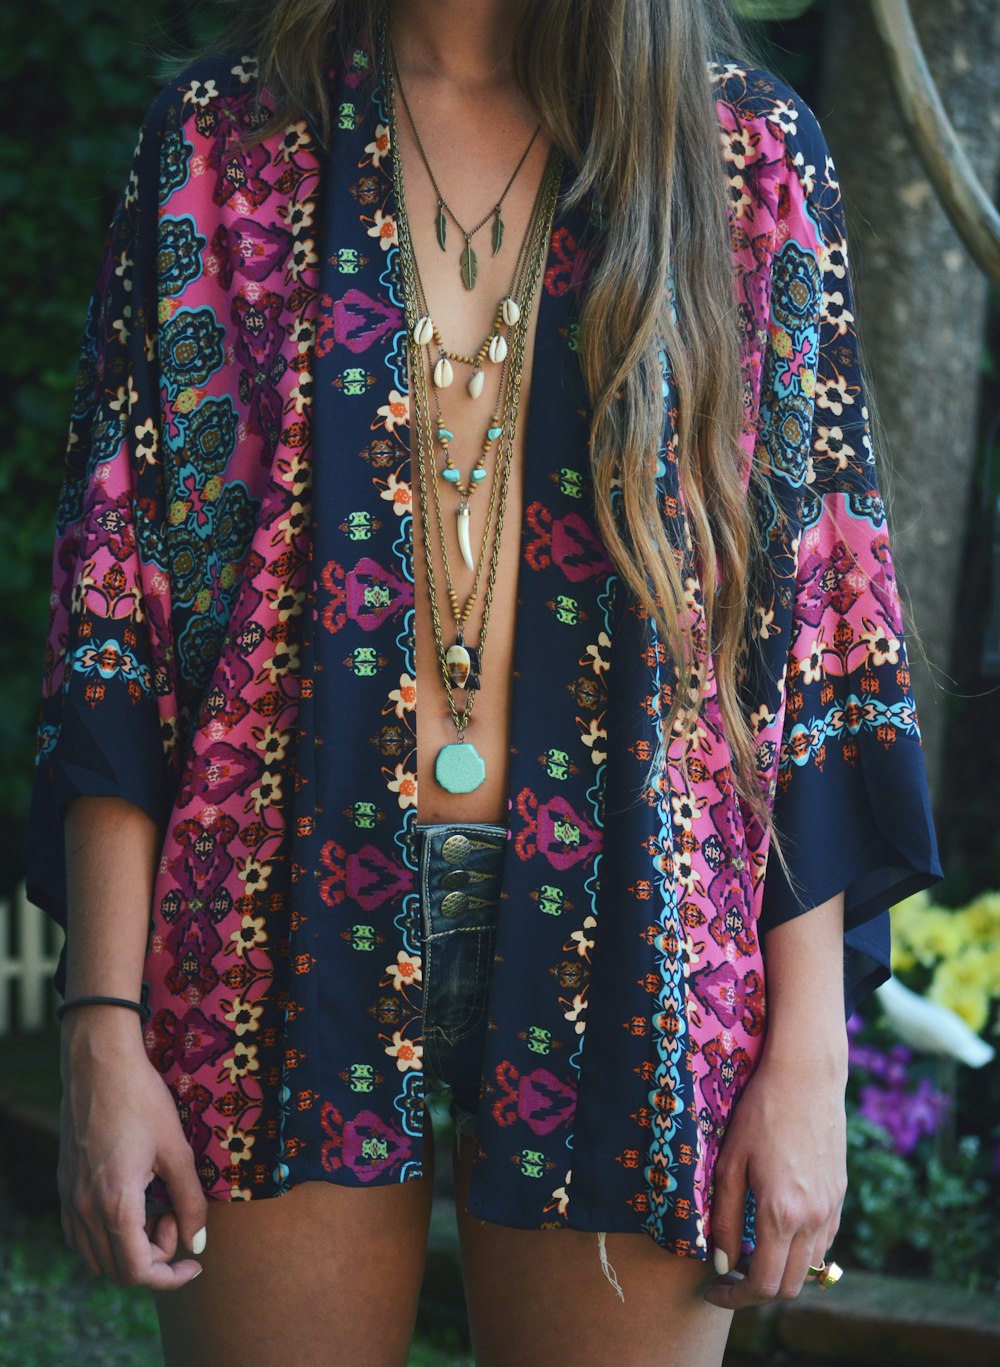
[28,41,941,1259]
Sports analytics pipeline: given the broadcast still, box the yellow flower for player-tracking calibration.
[927,954,992,1035]
[917,909,965,964]
[958,894,1000,950]
[889,940,917,974]
[891,893,964,967]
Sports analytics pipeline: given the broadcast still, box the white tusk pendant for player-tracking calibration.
[457,503,475,572]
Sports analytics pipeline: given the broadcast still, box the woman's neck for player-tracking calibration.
[388,0,525,89]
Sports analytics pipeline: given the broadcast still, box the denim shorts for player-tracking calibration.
[414,820,507,1140]
[414,820,627,1300]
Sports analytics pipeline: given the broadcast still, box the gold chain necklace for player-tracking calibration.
[392,54,542,290]
[385,24,562,793]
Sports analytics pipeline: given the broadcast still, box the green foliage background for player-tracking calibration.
[0,2,225,891]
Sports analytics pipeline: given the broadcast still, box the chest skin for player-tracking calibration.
[391,62,554,824]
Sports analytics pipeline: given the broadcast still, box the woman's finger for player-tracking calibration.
[809,1211,845,1287]
[778,1227,816,1300]
[103,1187,166,1286]
[704,1222,791,1311]
[93,1187,203,1291]
[707,1152,747,1277]
[148,1207,180,1260]
[156,1143,208,1258]
[68,1210,104,1279]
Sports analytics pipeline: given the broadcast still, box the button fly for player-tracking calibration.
[442,833,475,863]
[441,891,469,918]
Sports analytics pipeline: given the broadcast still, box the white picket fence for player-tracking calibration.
[0,884,64,1034]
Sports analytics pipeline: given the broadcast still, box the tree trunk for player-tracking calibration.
[818,0,1000,802]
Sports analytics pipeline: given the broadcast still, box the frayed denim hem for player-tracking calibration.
[597,1230,625,1301]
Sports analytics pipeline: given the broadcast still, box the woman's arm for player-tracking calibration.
[58,796,207,1289]
[703,891,849,1308]
[64,795,159,1000]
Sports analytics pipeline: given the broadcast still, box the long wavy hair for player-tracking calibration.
[224,0,767,824]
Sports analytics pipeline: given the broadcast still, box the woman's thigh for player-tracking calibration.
[155,1116,436,1367]
[453,1135,734,1367]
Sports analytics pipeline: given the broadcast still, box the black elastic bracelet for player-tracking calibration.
[56,995,152,1025]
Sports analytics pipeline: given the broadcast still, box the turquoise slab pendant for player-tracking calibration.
[435,742,487,793]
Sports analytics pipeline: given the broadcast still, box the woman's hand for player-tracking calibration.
[702,1044,847,1309]
[703,889,849,1309]
[58,1007,208,1290]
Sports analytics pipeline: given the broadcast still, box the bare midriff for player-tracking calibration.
[393,67,552,827]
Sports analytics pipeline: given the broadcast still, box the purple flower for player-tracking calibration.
[848,1013,950,1157]
[848,1021,913,1086]
[857,1076,949,1156]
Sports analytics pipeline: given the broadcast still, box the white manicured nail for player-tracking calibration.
[713,1247,730,1276]
[192,1227,207,1256]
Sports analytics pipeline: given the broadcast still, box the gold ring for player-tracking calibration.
[809,1260,843,1289]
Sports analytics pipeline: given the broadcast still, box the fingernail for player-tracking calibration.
[191,1227,207,1256]
[713,1247,730,1276]
[191,1266,204,1280]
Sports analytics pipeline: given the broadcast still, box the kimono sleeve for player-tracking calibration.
[26,111,179,938]
[753,104,943,1013]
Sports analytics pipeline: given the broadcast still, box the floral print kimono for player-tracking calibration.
[29,36,941,1261]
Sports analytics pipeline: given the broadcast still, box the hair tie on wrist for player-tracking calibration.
[56,995,151,1024]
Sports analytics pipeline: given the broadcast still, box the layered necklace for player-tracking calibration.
[393,55,542,290]
[385,25,562,794]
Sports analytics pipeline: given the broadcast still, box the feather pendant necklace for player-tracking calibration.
[392,50,541,291]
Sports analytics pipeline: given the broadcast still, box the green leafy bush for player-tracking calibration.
[843,1113,995,1290]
